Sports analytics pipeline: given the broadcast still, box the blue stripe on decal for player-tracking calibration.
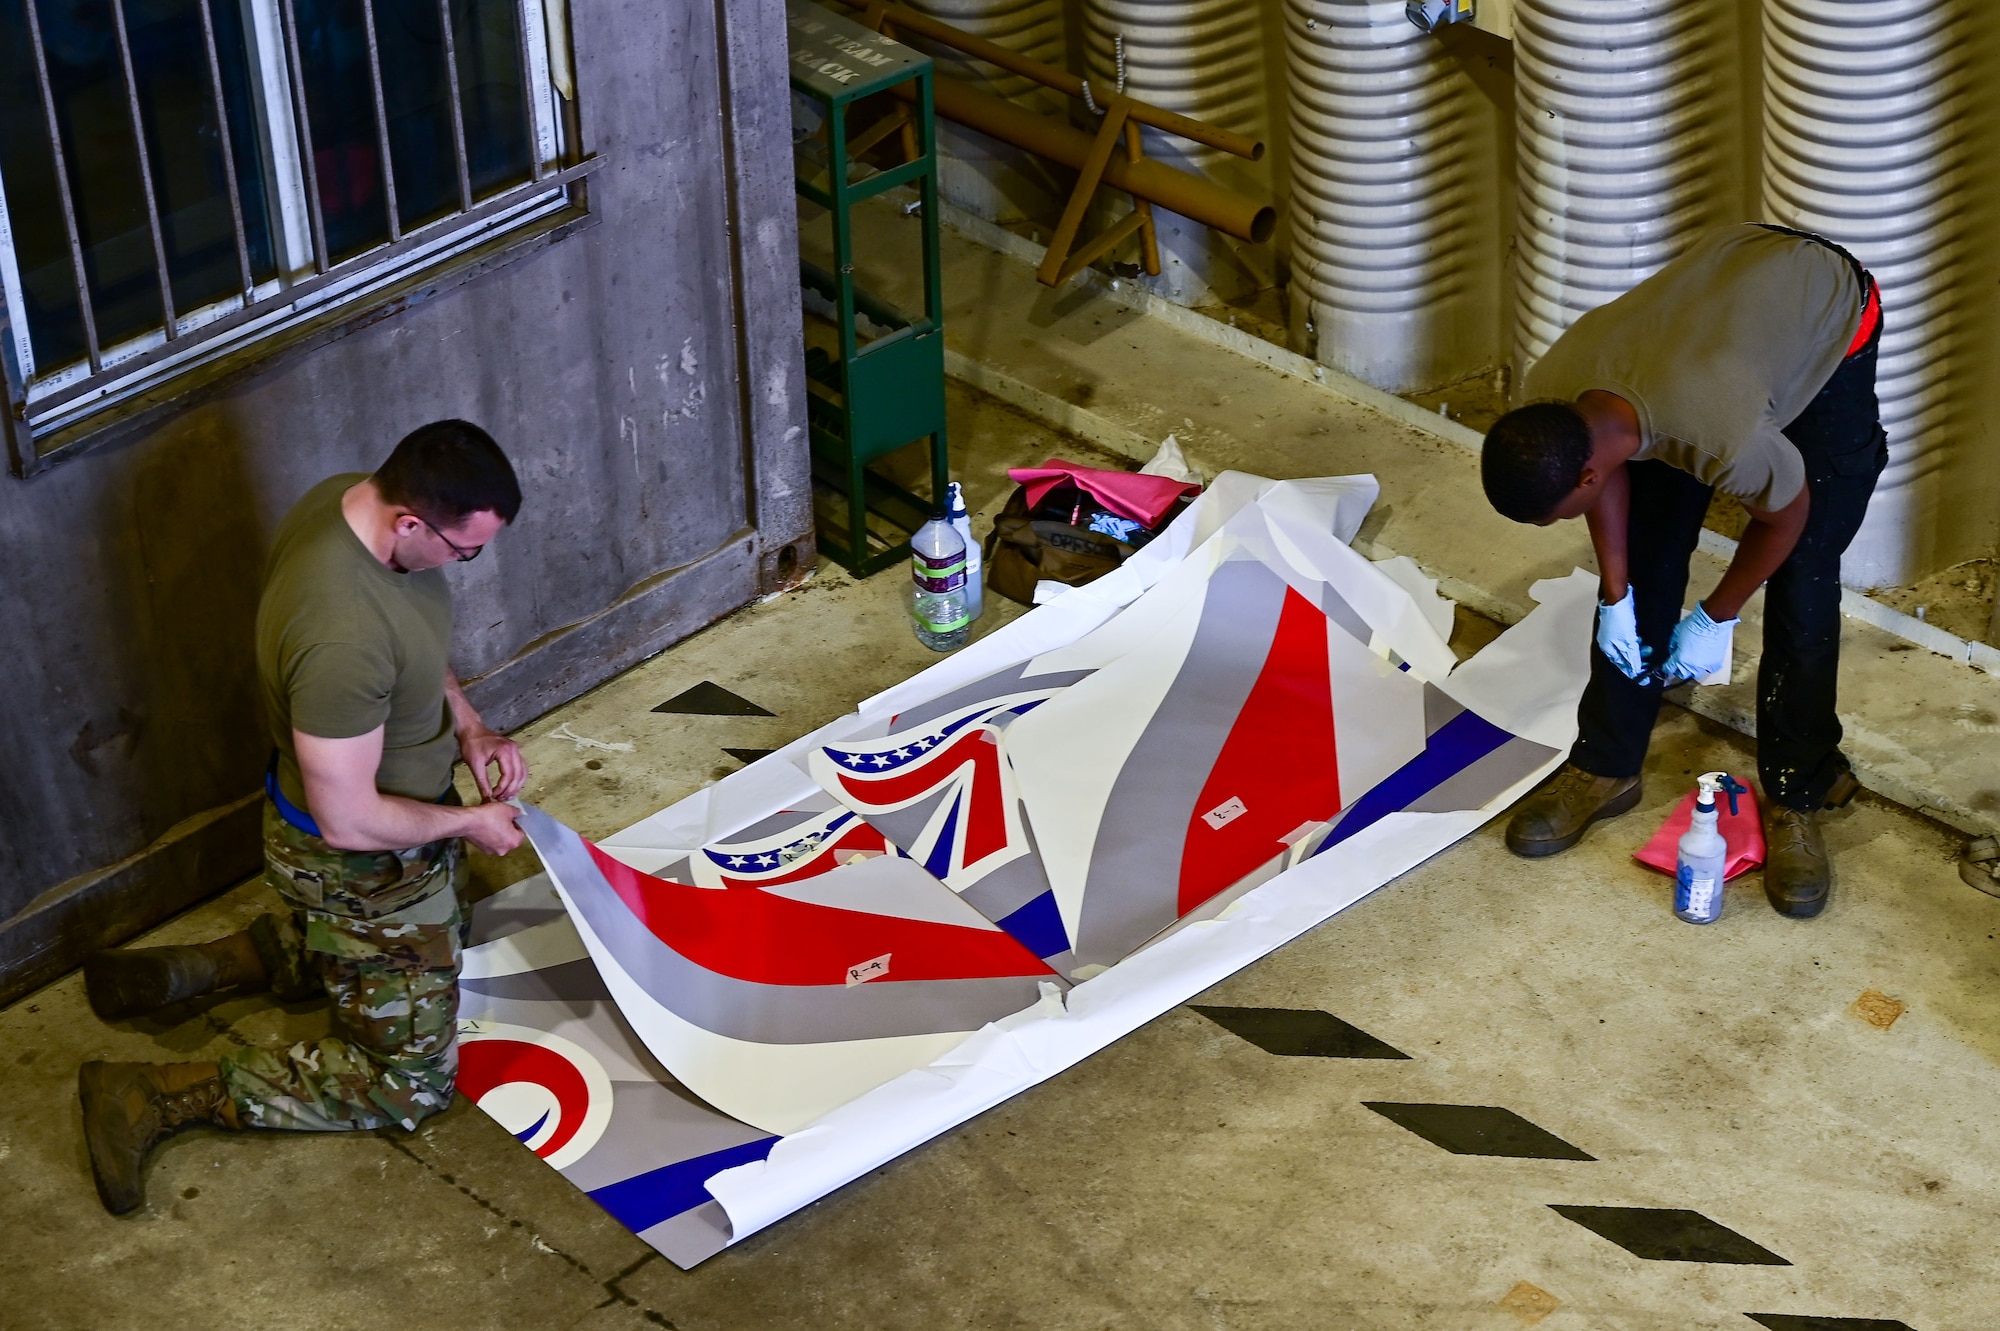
[924,793,961,880]
[1314,709,1515,856]
[586,1136,778,1233]
[995,889,1071,960]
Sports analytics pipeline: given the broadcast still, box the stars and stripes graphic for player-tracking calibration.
[693,806,899,889]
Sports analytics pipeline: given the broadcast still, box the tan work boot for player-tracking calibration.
[84,927,269,1020]
[1764,805,1831,918]
[1505,763,1643,858]
[78,1061,240,1215]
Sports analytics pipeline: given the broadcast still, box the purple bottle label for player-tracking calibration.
[912,551,966,595]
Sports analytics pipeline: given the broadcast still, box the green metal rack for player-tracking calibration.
[787,0,948,576]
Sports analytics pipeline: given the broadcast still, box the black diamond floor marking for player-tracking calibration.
[1549,1206,1789,1265]
[1363,1103,1595,1160]
[652,682,774,716]
[1747,1317,1918,1331]
[722,747,776,764]
[1190,1005,1410,1059]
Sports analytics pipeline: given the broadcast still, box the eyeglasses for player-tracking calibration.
[416,515,483,562]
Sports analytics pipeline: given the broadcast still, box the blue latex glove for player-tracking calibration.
[1595,589,1647,679]
[1663,602,1739,682]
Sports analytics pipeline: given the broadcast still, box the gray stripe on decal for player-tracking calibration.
[1318,583,1370,646]
[890,663,1097,732]
[850,785,952,865]
[520,804,1049,1045]
[957,848,1056,932]
[1423,684,1464,737]
[1071,560,1289,967]
[458,957,610,1003]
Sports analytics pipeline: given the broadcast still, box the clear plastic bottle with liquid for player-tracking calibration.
[945,481,984,623]
[1674,771,1745,924]
[910,512,970,652]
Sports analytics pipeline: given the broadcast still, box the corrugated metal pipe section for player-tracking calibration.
[1512,0,1721,375]
[1763,0,1970,589]
[1081,0,1275,305]
[904,0,1069,221]
[1284,0,1482,392]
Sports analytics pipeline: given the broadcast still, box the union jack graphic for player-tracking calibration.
[813,698,1048,893]
[808,693,1077,968]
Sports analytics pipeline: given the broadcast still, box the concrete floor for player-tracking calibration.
[4,385,1995,1330]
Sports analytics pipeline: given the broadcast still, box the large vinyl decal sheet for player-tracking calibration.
[462,472,1597,1266]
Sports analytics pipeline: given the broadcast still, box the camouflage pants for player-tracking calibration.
[219,802,468,1133]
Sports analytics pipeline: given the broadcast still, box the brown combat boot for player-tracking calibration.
[1505,763,1643,858]
[1764,805,1831,918]
[84,926,270,1020]
[78,1061,241,1215]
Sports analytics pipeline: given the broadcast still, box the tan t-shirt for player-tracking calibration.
[1524,224,1865,511]
[257,474,456,809]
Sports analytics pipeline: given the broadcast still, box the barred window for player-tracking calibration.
[0,0,588,470]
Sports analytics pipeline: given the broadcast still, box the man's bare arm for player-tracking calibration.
[296,726,521,855]
[1583,462,1633,603]
[444,667,527,800]
[1703,485,1811,622]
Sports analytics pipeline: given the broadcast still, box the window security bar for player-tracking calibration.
[0,0,585,468]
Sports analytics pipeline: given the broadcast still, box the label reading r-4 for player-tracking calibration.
[846,952,892,986]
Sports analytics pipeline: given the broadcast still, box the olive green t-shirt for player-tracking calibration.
[257,474,457,810]
[1524,224,1866,511]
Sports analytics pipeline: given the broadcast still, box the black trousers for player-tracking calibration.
[1568,324,1887,811]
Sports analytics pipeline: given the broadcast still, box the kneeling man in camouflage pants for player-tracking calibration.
[78,420,528,1214]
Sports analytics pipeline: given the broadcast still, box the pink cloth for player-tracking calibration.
[1008,458,1201,527]
[1633,777,1766,881]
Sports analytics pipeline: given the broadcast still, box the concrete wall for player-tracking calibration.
[0,0,813,1005]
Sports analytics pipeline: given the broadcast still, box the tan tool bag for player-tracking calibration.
[982,483,1137,607]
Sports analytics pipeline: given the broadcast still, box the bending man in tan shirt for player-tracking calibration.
[1480,224,1883,919]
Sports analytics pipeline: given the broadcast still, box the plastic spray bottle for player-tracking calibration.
[945,481,983,622]
[910,510,970,652]
[1674,771,1747,924]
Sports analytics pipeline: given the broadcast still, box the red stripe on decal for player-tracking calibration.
[1177,588,1342,914]
[585,841,1054,986]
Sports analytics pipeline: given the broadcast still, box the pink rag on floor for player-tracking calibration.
[1007,458,1201,527]
[1633,777,1766,881]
